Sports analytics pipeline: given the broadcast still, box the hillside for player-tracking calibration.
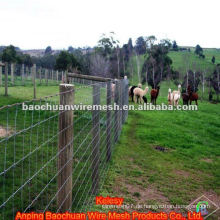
[128,48,220,85]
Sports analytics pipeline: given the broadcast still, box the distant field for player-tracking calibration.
[169,50,218,74]
[127,48,220,101]
[127,48,220,85]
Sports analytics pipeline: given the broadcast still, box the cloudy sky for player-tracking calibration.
[0,0,219,49]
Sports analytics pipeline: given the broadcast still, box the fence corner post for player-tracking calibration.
[92,83,100,194]
[58,83,74,212]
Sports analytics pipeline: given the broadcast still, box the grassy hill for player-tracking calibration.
[128,48,220,84]
[127,48,220,100]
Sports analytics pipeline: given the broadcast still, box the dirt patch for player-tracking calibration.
[203,191,220,207]
[0,126,9,138]
[201,158,213,163]
[174,170,192,178]
[0,126,14,138]
[124,182,169,204]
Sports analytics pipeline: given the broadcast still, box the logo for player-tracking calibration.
[196,201,209,216]
[187,195,219,219]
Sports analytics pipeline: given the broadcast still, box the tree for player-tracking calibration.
[212,56,215,64]
[172,41,178,51]
[45,46,52,55]
[96,32,119,57]
[21,54,33,66]
[142,43,172,88]
[160,39,172,49]
[146,35,157,49]
[195,44,203,56]
[182,70,201,92]
[210,65,220,101]
[128,38,133,55]
[89,53,110,77]
[135,36,146,55]
[68,46,74,53]
[55,51,80,72]
[1,45,18,63]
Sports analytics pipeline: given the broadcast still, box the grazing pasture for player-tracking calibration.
[94,93,220,218]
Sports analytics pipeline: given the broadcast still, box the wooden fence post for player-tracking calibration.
[33,64,36,99]
[21,64,25,85]
[11,63,14,85]
[26,66,29,80]
[62,71,64,83]
[5,63,8,96]
[92,83,100,194]
[58,84,74,212]
[0,65,2,86]
[51,70,53,82]
[39,67,42,85]
[106,81,112,162]
[57,70,59,83]
[46,69,48,85]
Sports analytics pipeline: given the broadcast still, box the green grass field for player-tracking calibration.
[128,48,220,86]
[0,82,111,218]
[1,48,220,218]
[94,95,220,219]
[93,50,220,218]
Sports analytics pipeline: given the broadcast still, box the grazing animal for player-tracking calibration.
[182,93,189,105]
[172,84,181,106]
[151,86,160,105]
[188,86,199,105]
[182,85,190,105]
[142,96,147,103]
[133,87,149,104]
[168,88,173,105]
[129,83,142,102]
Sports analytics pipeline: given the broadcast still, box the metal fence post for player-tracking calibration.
[92,83,100,194]
[5,63,8,96]
[119,80,123,134]
[58,84,74,212]
[125,78,129,121]
[106,81,112,162]
[122,78,129,123]
[114,80,119,143]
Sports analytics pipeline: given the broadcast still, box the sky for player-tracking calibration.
[0,0,219,50]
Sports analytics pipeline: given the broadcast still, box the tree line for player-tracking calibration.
[0,34,219,101]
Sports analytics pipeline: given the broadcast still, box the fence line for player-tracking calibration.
[0,62,65,96]
[0,75,129,218]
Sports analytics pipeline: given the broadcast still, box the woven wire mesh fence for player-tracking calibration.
[0,75,129,218]
[0,62,64,88]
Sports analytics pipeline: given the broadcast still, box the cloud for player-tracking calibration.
[0,0,219,49]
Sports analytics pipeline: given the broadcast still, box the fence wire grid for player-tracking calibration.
[0,75,129,219]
